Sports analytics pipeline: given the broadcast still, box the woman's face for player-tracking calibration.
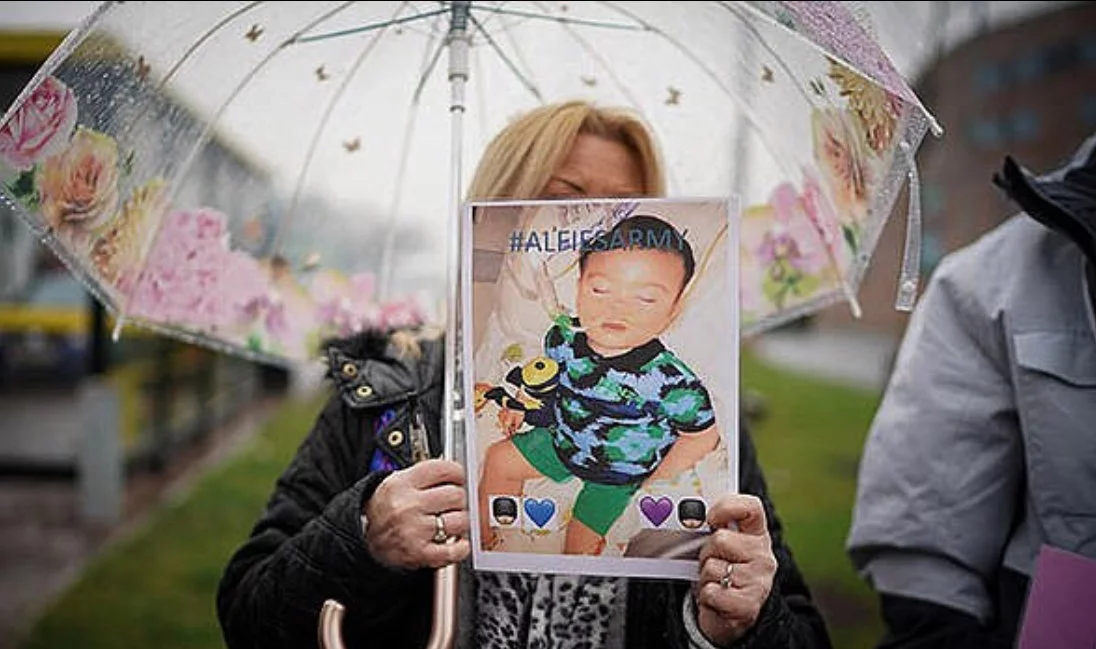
[540,133,645,199]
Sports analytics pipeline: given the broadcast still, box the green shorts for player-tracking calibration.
[512,426,640,537]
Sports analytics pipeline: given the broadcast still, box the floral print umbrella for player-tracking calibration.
[0,1,940,366]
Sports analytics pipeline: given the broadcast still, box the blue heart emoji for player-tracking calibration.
[523,498,556,528]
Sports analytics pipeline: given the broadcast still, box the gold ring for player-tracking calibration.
[719,562,735,589]
[432,513,448,544]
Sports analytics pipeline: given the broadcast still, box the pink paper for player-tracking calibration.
[1017,544,1096,649]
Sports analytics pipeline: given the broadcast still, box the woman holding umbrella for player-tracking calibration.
[216,100,832,649]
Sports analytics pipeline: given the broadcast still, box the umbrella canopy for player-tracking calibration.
[0,0,940,367]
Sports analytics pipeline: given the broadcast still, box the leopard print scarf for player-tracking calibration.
[473,571,625,648]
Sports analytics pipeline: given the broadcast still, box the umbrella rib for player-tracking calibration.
[596,1,801,185]
[594,3,863,318]
[468,5,645,32]
[467,13,543,102]
[469,0,513,35]
[524,0,678,189]
[470,24,486,138]
[113,1,361,333]
[715,2,823,111]
[115,1,264,152]
[716,1,872,311]
[492,4,538,84]
[273,2,419,256]
[528,0,639,108]
[378,28,444,299]
[410,28,449,103]
[292,7,449,44]
[729,0,940,135]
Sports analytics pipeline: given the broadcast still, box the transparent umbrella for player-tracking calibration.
[0,2,940,646]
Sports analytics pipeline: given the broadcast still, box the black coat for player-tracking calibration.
[216,329,832,649]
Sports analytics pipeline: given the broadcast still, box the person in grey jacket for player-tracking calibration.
[846,133,1096,648]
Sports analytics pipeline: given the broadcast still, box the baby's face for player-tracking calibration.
[576,247,686,357]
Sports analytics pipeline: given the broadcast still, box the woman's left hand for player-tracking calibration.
[692,494,778,646]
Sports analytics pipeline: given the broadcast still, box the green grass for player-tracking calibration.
[22,353,885,649]
[741,351,886,649]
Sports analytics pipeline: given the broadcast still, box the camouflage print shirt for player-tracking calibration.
[543,315,715,485]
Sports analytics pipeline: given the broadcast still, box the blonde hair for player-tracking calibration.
[465,100,665,201]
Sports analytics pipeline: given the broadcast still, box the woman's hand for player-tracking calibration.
[363,459,471,570]
[692,494,778,646]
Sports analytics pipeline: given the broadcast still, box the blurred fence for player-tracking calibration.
[107,336,262,474]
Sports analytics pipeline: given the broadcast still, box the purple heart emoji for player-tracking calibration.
[639,495,673,527]
[523,498,556,528]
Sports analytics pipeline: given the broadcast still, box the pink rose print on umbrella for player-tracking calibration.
[239,292,289,344]
[755,182,832,311]
[239,256,317,357]
[377,296,426,330]
[129,208,271,342]
[312,270,379,338]
[311,271,425,337]
[0,76,77,172]
[800,169,855,277]
[739,205,770,321]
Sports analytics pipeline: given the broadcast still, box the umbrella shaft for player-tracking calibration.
[443,19,470,463]
[436,9,473,649]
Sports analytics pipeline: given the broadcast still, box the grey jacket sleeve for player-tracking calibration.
[845,254,1025,624]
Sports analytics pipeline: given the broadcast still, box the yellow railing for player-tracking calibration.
[0,31,65,64]
[0,306,87,334]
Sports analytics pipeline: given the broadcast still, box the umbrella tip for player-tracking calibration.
[895,278,919,312]
[111,316,126,343]
[847,294,863,320]
[928,116,945,138]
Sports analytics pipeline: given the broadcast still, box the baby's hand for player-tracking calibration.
[497,407,525,437]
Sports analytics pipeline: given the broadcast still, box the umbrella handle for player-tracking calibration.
[318,564,459,649]
[318,599,345,649]
[427,563,460,649]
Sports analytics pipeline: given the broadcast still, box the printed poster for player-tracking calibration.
[462,197,740,580]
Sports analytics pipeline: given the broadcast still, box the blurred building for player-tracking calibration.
[816,1,1096,341]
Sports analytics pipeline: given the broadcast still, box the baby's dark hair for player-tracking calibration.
[578,214,696,290]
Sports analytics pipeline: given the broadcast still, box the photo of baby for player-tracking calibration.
[463,197,738,580]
